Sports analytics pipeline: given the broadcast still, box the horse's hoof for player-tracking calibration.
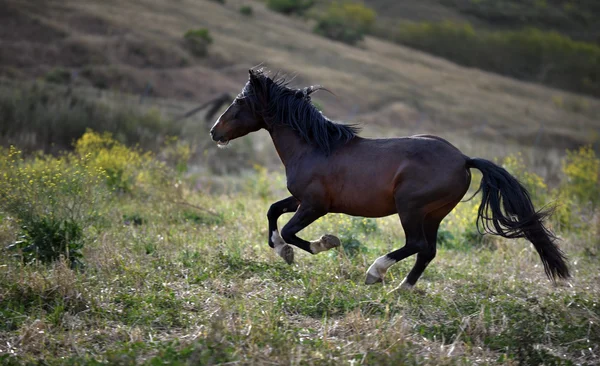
[365,273,383,285]
[276,244,294,265]
[311,234,341,253]
[320,234,341,249]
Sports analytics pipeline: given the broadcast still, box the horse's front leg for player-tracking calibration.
[267,196,299,264]
[280,204,341,259]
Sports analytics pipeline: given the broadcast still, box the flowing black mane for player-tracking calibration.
[241,69,360,155]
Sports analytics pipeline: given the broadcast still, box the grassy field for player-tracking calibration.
[0,132,599,365]
[1,0,600,364]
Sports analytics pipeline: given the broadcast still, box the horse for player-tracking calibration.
[210,68,570,289]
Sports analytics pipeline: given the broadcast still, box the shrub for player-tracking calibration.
[314,2,376,45]
[75,130,171,195]
[561,145,600,210]
[393,21,600,97]
[267,0,313,15]
[183,28,213,57]
[0,147,109,267]
[44,68,71,84]
[239,5,253,16]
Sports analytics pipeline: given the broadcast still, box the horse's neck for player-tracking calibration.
[268,124,310,166]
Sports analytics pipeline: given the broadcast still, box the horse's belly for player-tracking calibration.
[329,189,397,217]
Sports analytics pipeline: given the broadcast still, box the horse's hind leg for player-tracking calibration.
[395,218,440,290]
[365,210,426,284]
[395,200,460,290]
[267,196,299,264]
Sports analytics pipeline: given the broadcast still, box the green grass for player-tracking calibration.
[1,170,598,364]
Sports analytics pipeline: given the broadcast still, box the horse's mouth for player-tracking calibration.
[216,139,230,147]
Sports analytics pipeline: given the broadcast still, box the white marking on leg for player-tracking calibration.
[271,230,294,264]
[366,255,396,282]
[271,230,286,248]
[310,235,341,254]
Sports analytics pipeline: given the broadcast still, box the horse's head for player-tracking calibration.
[210,69,267,147]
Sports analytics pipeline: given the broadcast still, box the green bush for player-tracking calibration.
[75,131,172,195]
[183,28,213,57]
[0,147,109,267]
[561,145,600,209]
[239,5,253,16]
[393,22,600,96]
[267,0,314,15]
[314,2,376,45]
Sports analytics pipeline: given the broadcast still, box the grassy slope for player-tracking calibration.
[2,0,600,153]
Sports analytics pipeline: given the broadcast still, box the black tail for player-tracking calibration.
[466,157,570,281]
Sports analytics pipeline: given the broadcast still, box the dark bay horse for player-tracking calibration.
[210,69,570,289]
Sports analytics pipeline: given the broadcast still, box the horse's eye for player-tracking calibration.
[234,98,245,105]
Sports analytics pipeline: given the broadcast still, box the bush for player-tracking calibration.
[314,2,376,45]
[393,21,600,97]
[44,68,71,84]
[75,131,172,195]
[183,28,213,57]
[0,147,109,267]
[239,5,253,16]
[561,145,600,210]
[267,0,314,16]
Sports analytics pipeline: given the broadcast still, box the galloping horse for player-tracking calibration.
[210,69,570,289]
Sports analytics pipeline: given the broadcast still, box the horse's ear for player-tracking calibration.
[248,69,255,79]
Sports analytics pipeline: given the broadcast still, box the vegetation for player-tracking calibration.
[0,126,599,364]
[183,28,213,57]
[1,146,109,268]
[0,83,179,153]
[239,5,253,16]
[267,0,314,15]
[393,21,600,97]
[43,67,72,85]
[313,2,376,45]
[440,0,600,44]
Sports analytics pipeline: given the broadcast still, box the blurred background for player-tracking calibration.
[1,0,599,182]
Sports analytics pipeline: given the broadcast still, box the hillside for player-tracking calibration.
[1,0,599,155]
